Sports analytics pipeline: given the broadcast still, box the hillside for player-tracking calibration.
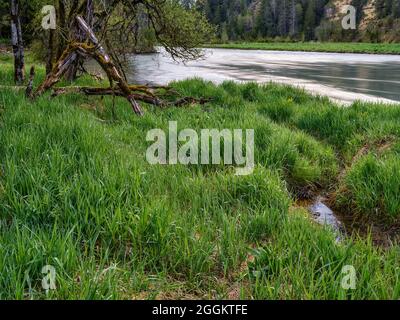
[201,0,400,42]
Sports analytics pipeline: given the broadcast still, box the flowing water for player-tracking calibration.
[305,197,395,246]
[310,197,342,231]
[124,48,400,104]
[110,48,400,242]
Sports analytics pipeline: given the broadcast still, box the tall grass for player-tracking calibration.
[337,154,400,221]
[0,57,400,299]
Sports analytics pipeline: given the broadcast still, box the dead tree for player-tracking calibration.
[46,29,55,75]
[31,17,210,115]
[30,1,213,116]
[10,0,25,84]
[64,0,95,81]
[34,16,144,115]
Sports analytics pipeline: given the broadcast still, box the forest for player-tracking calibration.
[2,1,400,51]
[198,0,400,42]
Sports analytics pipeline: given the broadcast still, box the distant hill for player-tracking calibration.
[198,0,400,42]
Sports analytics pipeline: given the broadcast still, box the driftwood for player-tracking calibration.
[33,47,79,96]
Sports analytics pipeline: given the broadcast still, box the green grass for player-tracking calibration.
[337,154,400,222]
[257,91,400,221]
[1,55,400,299]
[207,42,400,55]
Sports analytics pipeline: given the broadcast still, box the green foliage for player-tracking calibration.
[157,1,215,60]
[250,213,400,299]
[1,0,214,62]
[200,0,330,41]
[0,1,9,40]
[337,154,400,221]
[0,0,49,44]
[200,0,400,42]
[1,57,400,299]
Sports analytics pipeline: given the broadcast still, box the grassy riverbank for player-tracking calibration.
[207,42,400,55]
[1,53,400,299]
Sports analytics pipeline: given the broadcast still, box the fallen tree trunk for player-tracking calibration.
[31,16,211,115]
[52,86,161,106]
[64,0,94,81]
[75,16,144,115]
[51,86,211,107]
[33,47,79,97]
[33,16,144,115]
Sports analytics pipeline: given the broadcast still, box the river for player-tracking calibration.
[124,48,400,105]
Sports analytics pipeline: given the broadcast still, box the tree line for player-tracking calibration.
[197,0,400,42]
[2,0,399,50]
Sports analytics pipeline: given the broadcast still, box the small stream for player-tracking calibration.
[310,197,342,231]
[307,197,343,242]
[306,196,395,246]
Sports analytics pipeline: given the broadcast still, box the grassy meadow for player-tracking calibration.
[207,42,400,55]
[1,53,400,299]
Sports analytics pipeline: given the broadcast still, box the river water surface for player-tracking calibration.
[125,48,400,104]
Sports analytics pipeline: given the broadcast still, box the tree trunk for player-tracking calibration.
[86,0,94,27]
[33,16,144,115]
[64,0,95,82]
[10,0,25,84]
[46,29,55,75]
[56,0,66,60]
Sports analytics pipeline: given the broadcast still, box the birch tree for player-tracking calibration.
[10,0,25,84]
